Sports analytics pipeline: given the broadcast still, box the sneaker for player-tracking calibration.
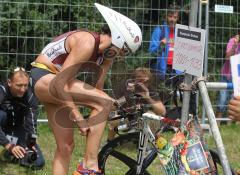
[73,162,103,175]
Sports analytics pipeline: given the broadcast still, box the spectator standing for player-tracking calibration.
[216,33,240,125]
[149,4,197,116]
[148,4,181,83]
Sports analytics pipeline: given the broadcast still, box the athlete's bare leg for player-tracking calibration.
[44,102,75,175]
[34,74,114,173]
[66,80,113,171]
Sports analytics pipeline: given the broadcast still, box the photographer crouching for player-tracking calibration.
[0,67,45,170]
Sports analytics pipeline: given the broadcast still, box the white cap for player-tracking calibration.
[94,3,142,53]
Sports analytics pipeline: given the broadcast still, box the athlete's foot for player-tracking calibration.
[73,162,102,175]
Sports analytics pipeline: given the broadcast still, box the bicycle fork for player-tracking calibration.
[136,123,156,175]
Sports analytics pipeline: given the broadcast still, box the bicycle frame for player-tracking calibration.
[107,78,234,175]
[136,113,162,175]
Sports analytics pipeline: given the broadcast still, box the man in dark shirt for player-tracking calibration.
[0,67,45,169]
[107,67,166,141]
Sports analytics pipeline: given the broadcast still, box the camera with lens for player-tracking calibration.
[134,83,144,93]
[126,79,145,93]
[20,133,38,166]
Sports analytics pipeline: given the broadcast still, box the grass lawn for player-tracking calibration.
[0,123,240,175]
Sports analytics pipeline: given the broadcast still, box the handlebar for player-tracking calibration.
[142,112,161,121]
[143,112,180,127]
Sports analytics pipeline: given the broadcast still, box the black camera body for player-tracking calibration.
[20,133,38,166]
[134,83,145,93]
[20,149,37,166]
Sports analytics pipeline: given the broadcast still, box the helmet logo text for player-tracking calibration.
[123,21,135,38]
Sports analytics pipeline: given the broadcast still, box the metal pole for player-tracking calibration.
[206,82,233,90]
[181,1,232,173]
[201,0,210,124]
[198,81,232,175]
[37,119,48,123]
[195,0,202,120]
[198,0,202,27]
[180,0,199,128]
[203,0,209,76]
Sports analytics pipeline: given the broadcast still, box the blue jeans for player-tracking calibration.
[216,76,232,112]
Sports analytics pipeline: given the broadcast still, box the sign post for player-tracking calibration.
[173,24,206,77]
[173,1,232,174]
[177,0,199,130]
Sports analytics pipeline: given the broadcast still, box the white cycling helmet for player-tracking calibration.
[94,3,142,53]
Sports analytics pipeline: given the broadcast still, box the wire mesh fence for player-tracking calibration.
[0,0,239,121]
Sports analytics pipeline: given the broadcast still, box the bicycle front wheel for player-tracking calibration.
[98,132,161,175]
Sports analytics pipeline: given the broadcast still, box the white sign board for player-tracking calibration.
[230,54,240,96]
[173,24,206,77]
[215,5,233,14]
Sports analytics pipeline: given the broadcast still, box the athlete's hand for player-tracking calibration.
[77,121,90,136]
[73,116,90,136]
[78,126,90,136]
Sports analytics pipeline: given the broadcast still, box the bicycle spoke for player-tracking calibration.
[99,133,165,175]
[109,150,137,168]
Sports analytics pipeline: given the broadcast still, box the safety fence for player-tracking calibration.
[0,0,239,122]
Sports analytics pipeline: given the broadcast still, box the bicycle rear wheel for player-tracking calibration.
[98,132,161,175]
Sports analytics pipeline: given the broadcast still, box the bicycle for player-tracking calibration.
[98,93,235,175]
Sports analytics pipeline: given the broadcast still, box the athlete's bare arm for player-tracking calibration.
[96,59,114,90]
[51,32,96,120]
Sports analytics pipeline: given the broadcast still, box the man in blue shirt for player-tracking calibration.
[149,4,197,116]
[149,4,181,83]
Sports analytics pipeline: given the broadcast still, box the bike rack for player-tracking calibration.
[180,0,232,174]
[198,79,232,175]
